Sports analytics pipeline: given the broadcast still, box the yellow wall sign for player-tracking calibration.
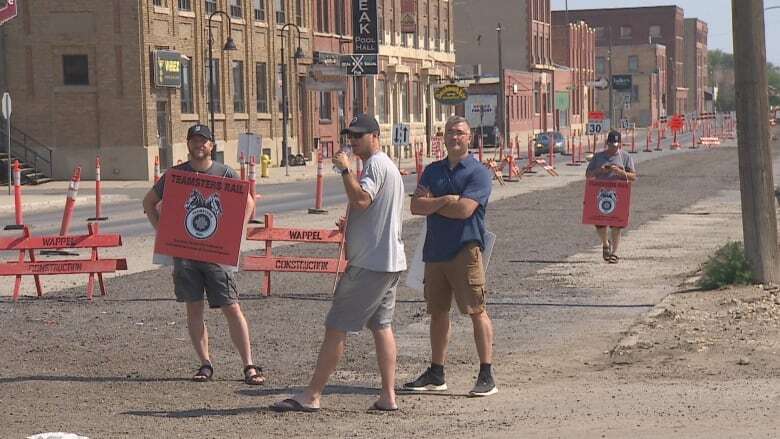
[434,84,467,105]
[154,50,182,88]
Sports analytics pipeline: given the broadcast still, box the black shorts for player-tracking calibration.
[173,259,239,308]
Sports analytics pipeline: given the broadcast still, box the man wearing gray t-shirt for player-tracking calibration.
[273,114,406,413]
[585,130,638,263]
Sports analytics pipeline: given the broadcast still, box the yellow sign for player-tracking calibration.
[434,84,467,105]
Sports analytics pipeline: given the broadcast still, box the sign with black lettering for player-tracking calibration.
[352,0,378,54]
[340,54,378,76]
[154,50,182,88]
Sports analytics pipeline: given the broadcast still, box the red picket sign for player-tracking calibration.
[582,179,632,228]
[153,169,250,267]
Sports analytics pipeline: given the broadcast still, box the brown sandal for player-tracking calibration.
[607,254,620,264]
[243,365,265,385]
[192,363,213,382]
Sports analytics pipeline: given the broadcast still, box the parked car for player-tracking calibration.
[534,131,565,154]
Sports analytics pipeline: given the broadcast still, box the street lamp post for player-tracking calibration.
[280,23,304,177]
[207,10,238,161]
[497,23,507,149]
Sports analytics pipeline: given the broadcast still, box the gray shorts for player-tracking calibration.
[173,258,239,308]
[325,266,401,332]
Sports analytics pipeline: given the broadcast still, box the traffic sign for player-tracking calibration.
[340,54,378,76]
[586,121,604,135]
[588,111,605,121]
[587,77,609,90]
[392,123,410,146]
[0,0,17,27]
[1,92,10,120]
[669,115,684,131]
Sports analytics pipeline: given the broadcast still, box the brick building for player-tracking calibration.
[557,6,688,118]
[0,0,317,180]
[594,44,667,127]
[684,18,708,115]
[455,0,568,144]
[310,0,456,156]
[551,20,596,133]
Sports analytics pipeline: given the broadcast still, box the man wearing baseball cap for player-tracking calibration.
[273,114,406,412]
[142,123,265,385]
[585,130,638,263]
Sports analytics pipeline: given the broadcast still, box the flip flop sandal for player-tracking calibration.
[192,363,213,382]
[243,365,266,386]
[603,244,611,261]
[608,254,620,264]
[271,398,320,413]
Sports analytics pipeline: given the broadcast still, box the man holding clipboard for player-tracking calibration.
[142,124,264,386]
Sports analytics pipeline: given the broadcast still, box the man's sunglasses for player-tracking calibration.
[347,132,367,139]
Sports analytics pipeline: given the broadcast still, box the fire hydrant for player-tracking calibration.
[260,154,271,178]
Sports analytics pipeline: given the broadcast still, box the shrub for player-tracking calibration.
[697,241,754,290]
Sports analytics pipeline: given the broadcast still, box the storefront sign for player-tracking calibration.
[434,84,467,105]
[154,50,182,88]
[353,0,378,54]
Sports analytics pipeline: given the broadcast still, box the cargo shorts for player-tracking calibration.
[424,242,487,315]
[173,258,239,308]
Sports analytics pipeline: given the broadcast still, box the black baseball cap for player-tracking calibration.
[187,124,213,141]
[340,114,380,135]
[606,130,621,145]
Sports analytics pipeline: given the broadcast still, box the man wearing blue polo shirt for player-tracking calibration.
[405,115,496,397]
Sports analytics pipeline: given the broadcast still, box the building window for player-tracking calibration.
[205,59,221,112]
[276,0,286,23]
[376,78,387,123]
[256,62,269,112]
[595,57,606,75]
[334,0,344,35]
[412,79,421,122]
[399,74,409,122]
[649,25,662,39]
[353,77,364,113]
[319,92,332,120]
[254,0,266,21]
[619,25,632,39]
[205,0,217,15]
[178,0,192,11]
[595,26,605,41]
[631,85,640,103]
[206,59,222,113]
[63,55,89,85]
[276,64,284,112]
[444,28,450,52]
[296,0,304,27]
[434,26,440,51]
[317,0,329,33]
[628,55,639,72]
[154,0,166,6]
[232,60,245,113]
[181,57,194,113]
[230,0,243,18]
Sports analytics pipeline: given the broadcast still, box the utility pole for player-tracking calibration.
[731,0,779,283]
[497,23,506,149]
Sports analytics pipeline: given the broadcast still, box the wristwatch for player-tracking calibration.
[341,167,350,176]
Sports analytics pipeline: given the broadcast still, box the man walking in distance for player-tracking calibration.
[585,130,637,264]
[142,123,265,386]
[406,115,497,397]
[272,114,406,412]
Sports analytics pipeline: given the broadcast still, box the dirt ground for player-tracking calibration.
[3,143,780,438]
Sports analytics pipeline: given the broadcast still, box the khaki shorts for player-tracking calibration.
[424,243,486,315]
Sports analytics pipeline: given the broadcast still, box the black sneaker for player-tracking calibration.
[403,368,447,391]
[468,371,498,397]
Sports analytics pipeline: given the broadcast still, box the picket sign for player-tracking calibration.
[242,214,348,296]
[0,224,127,301]
[582,179,632,228]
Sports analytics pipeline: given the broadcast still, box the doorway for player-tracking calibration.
[156,101,172,168]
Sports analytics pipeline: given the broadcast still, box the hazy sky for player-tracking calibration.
[551,0,780,65]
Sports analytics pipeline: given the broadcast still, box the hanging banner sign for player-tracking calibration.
[400,0,417,34]
[154,170,250,267]
[353,0,378,54]
[582,179,632,228]
[434,84,467,105]
[154,50,182,88]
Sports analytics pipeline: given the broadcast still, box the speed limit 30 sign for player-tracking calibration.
[0,0,18,27]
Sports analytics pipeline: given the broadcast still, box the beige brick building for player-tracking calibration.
[594,44,667,127]
[684,18,708,115]
[0,0,313,180]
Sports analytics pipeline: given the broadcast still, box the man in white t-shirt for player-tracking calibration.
[272,114,406,412]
